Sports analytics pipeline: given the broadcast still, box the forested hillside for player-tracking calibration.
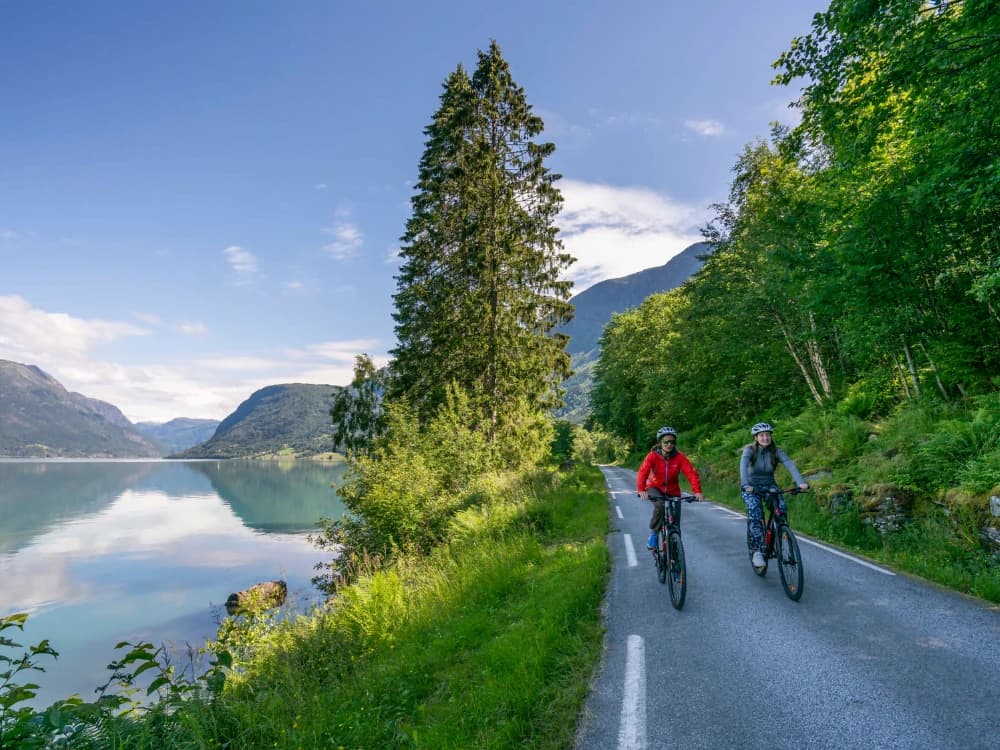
[177,384,339,458]
[592,1,999,444]
[589,2,1000,597]
[0,360,163,457]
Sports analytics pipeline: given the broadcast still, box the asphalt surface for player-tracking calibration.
[574,465,1000,750]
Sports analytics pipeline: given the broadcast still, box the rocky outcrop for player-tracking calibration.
[225,580,287,615]
[859,483,914,534]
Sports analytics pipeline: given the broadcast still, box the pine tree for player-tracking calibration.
[390,42,574,443]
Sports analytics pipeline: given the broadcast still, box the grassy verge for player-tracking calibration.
[676,397,1000,604]
[48,465,610,749]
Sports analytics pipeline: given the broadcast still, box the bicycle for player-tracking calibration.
[650,493,697,610]
[746,486,809,601]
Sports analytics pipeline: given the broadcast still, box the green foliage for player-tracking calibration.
[549,420,574,464]
[592,0,1000,454]
[330,354,387,457]
[572,424,630,465]
[390,41,574,444]
[1,612,59,749]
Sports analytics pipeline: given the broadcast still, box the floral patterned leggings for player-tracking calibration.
[742,486,785,552]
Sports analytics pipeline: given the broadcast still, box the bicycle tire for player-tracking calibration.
[667,530,687,610]
[655,529,667,584]
[748,529,767,576]
[776,524,804,601]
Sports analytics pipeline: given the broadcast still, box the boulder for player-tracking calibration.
[225,579,287,615]
[824,483,854,515]
[859,483,913,534]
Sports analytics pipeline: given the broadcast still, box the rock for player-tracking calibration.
[859,483,913,534]
[225,580,287,615]
[981,526,1000,558]
[825,483,854,515]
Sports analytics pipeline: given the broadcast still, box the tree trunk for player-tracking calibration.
[776,312,824,405]
[916,340,949,401]
[902,340,922,397]
[895,355,912,399]
[807,312,832,397]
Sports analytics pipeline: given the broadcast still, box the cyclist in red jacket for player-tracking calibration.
[637,426,703,549]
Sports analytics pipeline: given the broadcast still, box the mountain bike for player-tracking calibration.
[746,486,809,601]
[651,494,697,610]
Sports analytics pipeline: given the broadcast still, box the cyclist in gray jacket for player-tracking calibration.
[740,422,808,568]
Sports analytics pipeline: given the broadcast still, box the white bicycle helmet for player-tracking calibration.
[656,426,678,440]
[750,422,774,437]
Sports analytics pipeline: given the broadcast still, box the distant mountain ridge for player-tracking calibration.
[0,360,163,457]
[178,383,341,458]
[556,242,712,422]
[559,241,710,356]
[135,418,221,454]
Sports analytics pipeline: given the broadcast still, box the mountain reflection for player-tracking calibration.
[0,459,347,708]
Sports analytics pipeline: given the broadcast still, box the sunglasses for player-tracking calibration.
[661,439,676,446]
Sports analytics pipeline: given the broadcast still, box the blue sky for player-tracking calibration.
[1,1,825,422]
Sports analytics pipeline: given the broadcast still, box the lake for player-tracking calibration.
[0,458,347,708]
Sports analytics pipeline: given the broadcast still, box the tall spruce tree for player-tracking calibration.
[390,42,574,441]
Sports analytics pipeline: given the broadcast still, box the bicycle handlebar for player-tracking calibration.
[637,492,700,502]
[746,485,811,496]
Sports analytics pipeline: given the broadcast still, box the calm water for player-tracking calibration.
[0,459,347,707]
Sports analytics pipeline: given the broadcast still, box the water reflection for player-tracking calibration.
[0,459,346,707]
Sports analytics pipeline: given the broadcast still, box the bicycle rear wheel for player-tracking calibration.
[655,529,667,584]
[667,531,686,610]
[776,525,804,601]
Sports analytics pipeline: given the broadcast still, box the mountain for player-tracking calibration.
[135,418,221,454]
[0,360,163,457]
[555,241,712,423]
[177,383,341,459]
[560,242,710,356]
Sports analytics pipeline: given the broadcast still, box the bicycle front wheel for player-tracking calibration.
[776,525,804,601]
[667,531,687,610]
[656,529,667,584]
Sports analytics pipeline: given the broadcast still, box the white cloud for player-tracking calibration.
[177,321,208,336]
[283,280,305,292]
[683,119,725,136]
[0,295,386,423]
[133,312,162,325]
[322,223,363,260]
[0,295,148,359]
[314,183,328,190]
[299,339,382,362]
[557,180,709,292]
[0,229,16,240]
[384,246,401,264]
[223,245,258,281]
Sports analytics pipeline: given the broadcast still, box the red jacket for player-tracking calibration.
[637,447,702,496]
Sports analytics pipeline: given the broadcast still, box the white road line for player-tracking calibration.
[618,634,647,750]
[712,505,745,518]
[616,505,624,519]
[797,536,896,575]
[623,534,638,568]
[711,505,896,575]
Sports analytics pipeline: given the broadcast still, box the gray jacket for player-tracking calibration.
[740,444,805,488]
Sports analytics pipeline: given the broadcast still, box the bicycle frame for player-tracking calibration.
[747,486,806,601]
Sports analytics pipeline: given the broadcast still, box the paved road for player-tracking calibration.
[575,465,1000,750]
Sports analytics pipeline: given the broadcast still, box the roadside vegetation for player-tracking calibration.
[591,2,1000,603]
